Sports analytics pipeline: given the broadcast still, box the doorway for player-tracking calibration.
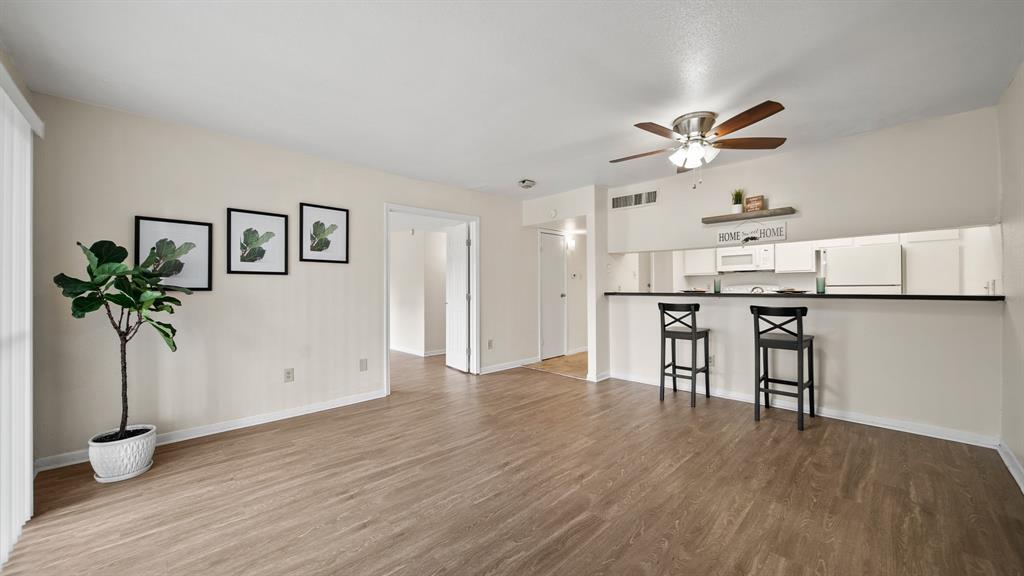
[526,225,588,380]
[385,205,480,394]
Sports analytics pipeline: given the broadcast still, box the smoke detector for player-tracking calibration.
[518,179,536,189]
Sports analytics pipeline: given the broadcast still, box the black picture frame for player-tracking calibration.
[299,202,350,264]
[134,216,214,291]
[226,208,289,275]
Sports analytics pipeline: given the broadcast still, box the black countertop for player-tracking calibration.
[605,291,1005,302]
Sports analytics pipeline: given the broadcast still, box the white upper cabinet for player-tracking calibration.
[814,237,853,249]
[774,241,817,273]
[682,248,717,276]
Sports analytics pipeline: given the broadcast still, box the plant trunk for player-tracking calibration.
[119,336,128,440]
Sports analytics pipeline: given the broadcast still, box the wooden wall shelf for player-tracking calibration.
[701,207,796,225]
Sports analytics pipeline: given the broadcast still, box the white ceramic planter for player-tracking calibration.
[88,424,156,483]
[731,204,743,214]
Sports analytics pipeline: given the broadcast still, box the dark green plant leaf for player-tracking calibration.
[53,273,96,297]
[104,292,136,309]
[71,293,104,318]
[140,247,158,269]
[309,220,337,252]
[144,316,178,351]
[155,259,185,277]
[88,240,128,266]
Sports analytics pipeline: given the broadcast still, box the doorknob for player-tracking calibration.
[560,293,566,298]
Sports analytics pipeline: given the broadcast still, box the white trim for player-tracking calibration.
[611,371,1000,448]
[424,348,446,357]
[591,371,610,382]
[0,64,43,137]
[388,344,445,358]
[998,443,1024,495]
[537,230,569,361]
[480,355,541,375]
[34,388,386,474]
[566,346,588,356]
[384,203,482,394]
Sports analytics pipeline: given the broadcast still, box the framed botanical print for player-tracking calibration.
[299,203,349,263]
[226,208,288,275]
[134,216,213,290]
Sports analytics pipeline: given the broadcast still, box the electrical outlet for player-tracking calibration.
[488,339,494,350]
[359,358,368,372]
[283,368,295,383]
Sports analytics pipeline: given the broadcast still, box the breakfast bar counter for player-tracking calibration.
[606,292,1004,445]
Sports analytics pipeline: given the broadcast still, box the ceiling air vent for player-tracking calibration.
[611,190,658,210]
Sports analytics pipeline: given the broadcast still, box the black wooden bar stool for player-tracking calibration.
[751,305,816,430]
[658,303,711,406]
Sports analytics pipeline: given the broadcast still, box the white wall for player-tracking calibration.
[999,62,1024,478]
[424,231,446,354]
[32,94,538,460]
[608,107,1002,253]
[388,230,426,355]
[609,296,1004,445]
[566,233,587,353]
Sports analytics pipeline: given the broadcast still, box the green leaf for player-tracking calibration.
[159,284,194,295]
[88,240,128,266]
[139,290,163,303]
[144,317,178,351]
[140,247,158,269]
[155,259,185,277]
[256,231,275,247]
[312,221,326,236]
[242,228,259,246]
[71,293,104,318]
[94,262,131,278]
[172,241,196,259]
[104,291,136,309]
[53,273,96,297]
[77,242,99,272]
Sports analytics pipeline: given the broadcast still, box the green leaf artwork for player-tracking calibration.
[52,240,193,440]
[146,238,196,277]
[309,220,338,252]
[239,228,275,263]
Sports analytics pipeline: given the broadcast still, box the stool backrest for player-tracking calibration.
[659,302,700,335]
[750,305,807,341]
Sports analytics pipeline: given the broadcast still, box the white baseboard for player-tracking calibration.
[998,443,1024,495]
[34,388,387,474]
[424,348,445,357]
[566,346,588,356]
[390,344,428,357]
[481,355,541,375]
[610,371,1000,449]
[589,371,610,382]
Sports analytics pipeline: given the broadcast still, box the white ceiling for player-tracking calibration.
[1,2,1022,197]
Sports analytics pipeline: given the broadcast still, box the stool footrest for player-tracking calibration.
[759,376,813,387]
[759,387,799,398]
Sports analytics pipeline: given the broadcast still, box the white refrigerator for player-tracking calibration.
[824,244,903,294]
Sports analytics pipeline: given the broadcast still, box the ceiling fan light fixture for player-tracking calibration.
[683,155,703,170]
[684,140,705,164]
[667,146,687,167]
[702,141,720,163]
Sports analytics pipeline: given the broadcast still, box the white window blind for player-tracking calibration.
[0,79,34,568]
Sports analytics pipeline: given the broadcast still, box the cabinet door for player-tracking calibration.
[815,237,853,249]
[682,248,717,276]
[774,241,816,273]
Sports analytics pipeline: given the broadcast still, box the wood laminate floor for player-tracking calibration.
[524,351,588,379]
[9,352,1024,575]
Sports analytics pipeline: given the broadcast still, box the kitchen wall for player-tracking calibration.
[388,229,447,357]
[607,107,1001,253]
[33,94,538,460]
[999,61,1024,482]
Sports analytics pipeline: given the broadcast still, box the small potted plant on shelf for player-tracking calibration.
[731,189,745,213]
[53,240,192,483]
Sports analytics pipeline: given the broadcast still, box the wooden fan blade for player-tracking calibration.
[635,122,684,141]
[712,137,787,149]
[609,148,671,163]
[712,101,784,137]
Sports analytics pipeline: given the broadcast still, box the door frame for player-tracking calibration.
[384,203,480,395]
[536,229,569,361]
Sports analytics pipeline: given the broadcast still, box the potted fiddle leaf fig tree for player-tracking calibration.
[53,240,192,483]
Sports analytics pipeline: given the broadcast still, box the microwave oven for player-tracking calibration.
[716,244,775,272]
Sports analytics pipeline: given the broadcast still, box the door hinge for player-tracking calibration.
[466,293,471,301]
[466,237,471,247]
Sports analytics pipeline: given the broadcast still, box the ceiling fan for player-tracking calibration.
[610,100,787,172]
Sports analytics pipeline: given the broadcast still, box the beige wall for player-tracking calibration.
[424,231,446,354]
[607,107,1002,253]
[33,94,538,459]
[999,62,1024,471]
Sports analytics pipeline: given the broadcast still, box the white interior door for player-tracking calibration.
[540,233,567,359]
[445,223,470,372]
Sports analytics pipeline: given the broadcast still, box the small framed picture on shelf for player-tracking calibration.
[743,195,766,212]
[134,216,213,291]
[299,203,349,263]
[226,208,289,275]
